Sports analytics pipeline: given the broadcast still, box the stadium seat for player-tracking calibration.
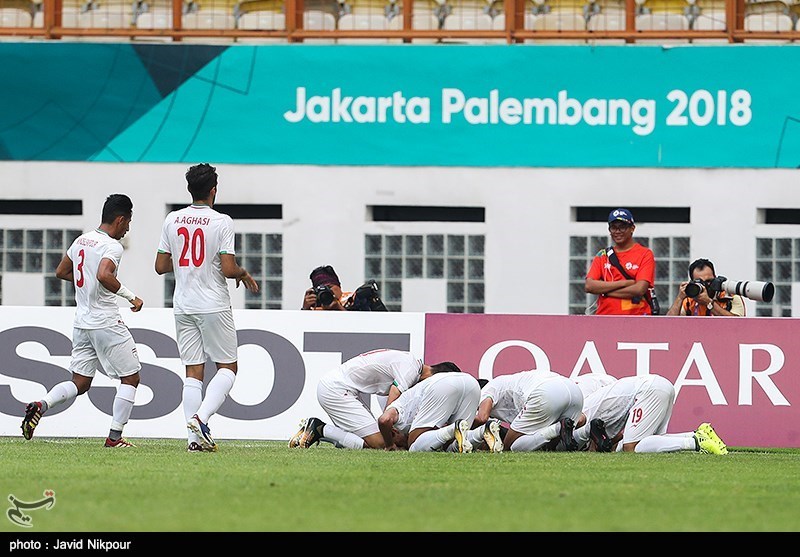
[442,11,498,44]
[528,0,587,44]
[689,5,727,43]
[387,9,441,43]
[0,6,34,29]
[235,8,285,42]
[134,3,173,41]
[336,12,390,43]
[344,0,393,16]
[585,0,627,44]
[182,8,237,43]
[490,10,538,32]
[301,9,337,42]
[634,0,691,44]
[743,9,794,42]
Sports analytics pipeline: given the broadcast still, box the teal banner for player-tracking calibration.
[1,42,798,167]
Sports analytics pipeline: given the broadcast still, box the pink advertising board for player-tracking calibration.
[424,314,800,449]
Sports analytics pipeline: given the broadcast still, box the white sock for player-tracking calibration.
[409,426,456,452]
[320,423,364,449]
[509,430,551,452]
[635,435,697,453]
[467,424,484,446]
[109,384,137,432]
[196,368,235,424]
[183,377,203,443]
[573,424,591,448]
[42,381,79,411]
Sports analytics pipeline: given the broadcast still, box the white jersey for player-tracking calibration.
[158,204,235,314]
[67,229,124,329]
[480,369,566,424]
[389,373,479,435]
[575,373,618,399]
[581,374,674,440]
[332,349,424,396]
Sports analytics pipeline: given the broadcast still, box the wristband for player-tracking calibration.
[116,284,136,302]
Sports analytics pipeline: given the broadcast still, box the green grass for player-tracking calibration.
[1,437,799,532]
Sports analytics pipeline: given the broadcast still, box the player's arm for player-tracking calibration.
[98,258,143,312]
[474,397,494,426]
[220,253,259,292]
[154,251,173,275]
[55,254,74,283]
[384,383,403,407]
[377,407,400,450]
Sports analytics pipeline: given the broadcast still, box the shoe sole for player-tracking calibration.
[697,423,728,455]
[21,404,41,440]
[188,418,217,452]
[288,418,308,448]
[456,420,473,453]
[484,420,503,453]
[298,419,323,448]
[560,418,578,451]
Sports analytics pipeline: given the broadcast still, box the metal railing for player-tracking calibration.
[1,0,799,43]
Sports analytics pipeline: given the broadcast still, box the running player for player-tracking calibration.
[22,194,143,448]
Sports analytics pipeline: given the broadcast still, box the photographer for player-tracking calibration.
[666,258,745,317]
[301,265,350,311]
[301,264,388,312]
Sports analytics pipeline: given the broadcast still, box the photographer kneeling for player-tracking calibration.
[666,258,745,317]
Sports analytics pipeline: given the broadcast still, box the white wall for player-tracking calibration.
[1,161,798,314]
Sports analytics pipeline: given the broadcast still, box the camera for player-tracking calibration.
[314,284,335,307]
[347,280,388,312]
[685,276,774,303]
[684,279,708,299]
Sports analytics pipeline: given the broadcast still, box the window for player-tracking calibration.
[365,233,485,313]
[0,228,81,306]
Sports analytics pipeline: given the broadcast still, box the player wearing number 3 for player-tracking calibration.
[155,163,259,452]
[22,194,143,448]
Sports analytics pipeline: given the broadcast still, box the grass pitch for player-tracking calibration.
[1,437,799,533]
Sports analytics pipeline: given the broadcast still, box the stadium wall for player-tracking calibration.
[0,306,797,448]
[2,162,798,315]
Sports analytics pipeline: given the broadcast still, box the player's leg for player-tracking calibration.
[175,314,209,450]
[189,312,238,448]
[93,325,142,448]
[22,329,94,440]
[313,379,381,449]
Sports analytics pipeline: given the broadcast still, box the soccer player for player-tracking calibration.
[471,369,584,452]
[377,369,481,453]
[155,163,259,452]
[21,194,143,448]
[571,373,728,455]
[288,348,460,450]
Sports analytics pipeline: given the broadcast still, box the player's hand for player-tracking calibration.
[237,271,260,293]
[130,297,144,312]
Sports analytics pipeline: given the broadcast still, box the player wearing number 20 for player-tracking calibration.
[155,163,259,453]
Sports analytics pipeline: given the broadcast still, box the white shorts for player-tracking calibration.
[620,375,675,445]
[175,310,238,365]
[70,323,141,380]
[409,374,480,431]
[510,376,584,435]
[316,374,379,438]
